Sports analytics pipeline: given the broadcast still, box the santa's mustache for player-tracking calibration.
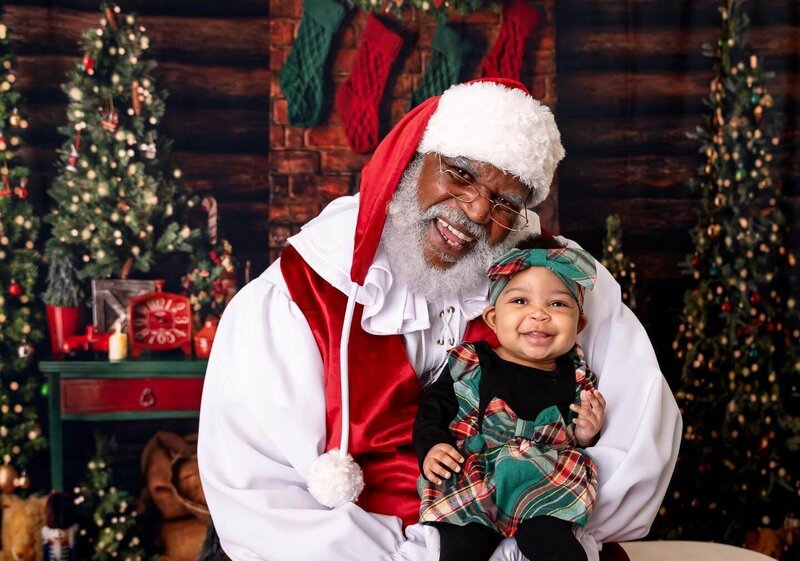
[420,204,488,244]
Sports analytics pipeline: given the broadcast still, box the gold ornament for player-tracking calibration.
[0,464,18,493]
[131,80,142,115]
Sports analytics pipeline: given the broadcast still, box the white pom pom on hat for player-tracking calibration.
[418,81,566,207]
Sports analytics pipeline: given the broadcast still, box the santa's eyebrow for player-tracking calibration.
[451,156,481,177]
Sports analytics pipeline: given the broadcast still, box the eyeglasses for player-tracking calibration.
[437,154,530,233]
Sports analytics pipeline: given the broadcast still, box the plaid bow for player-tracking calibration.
[487,247,597,307]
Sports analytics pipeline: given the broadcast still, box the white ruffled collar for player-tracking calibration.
[287,194,539,336]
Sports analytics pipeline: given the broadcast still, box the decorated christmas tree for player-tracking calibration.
[659,0,800,548]
[0,14,46,484]
[45,2,197,292]
[600,214,638,311]
[74,433,146,561]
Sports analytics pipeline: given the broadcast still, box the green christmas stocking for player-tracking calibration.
[409,23,474,109]
[279,0,347,127]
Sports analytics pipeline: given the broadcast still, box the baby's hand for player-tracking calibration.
[423,443,464,484]
[570,389,606,447]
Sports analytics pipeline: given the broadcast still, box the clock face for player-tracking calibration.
[131,296,191,347]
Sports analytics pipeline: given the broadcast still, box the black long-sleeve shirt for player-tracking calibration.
[413,341,576,470]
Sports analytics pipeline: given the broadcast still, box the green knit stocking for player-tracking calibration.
[279,0,347,127]
[409,23,474,109]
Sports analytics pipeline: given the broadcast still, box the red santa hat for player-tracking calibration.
[306,78,566,509]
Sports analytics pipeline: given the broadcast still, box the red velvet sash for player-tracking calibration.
[281,246,498,527]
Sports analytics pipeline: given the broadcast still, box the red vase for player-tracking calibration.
[193,317,219,359]
[45,305,85,358]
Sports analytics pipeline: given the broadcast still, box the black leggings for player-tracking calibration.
[436,517,587,561]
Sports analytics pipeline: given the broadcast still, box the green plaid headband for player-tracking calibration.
[487,247,597,309]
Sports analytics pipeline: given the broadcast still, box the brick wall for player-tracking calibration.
[268,1,557,262]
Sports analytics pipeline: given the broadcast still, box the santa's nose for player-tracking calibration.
[458,195,493,226]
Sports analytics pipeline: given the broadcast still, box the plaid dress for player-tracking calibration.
[418,342,598,537]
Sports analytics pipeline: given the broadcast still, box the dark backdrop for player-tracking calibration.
[556,0,800,382]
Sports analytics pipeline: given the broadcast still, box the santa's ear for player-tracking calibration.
[577,313,588,334]
[482,305,498,332]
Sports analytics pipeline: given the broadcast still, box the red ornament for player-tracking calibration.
[16,187,28,200]
[0,135,6,151]
[8,281,22,297]
[721,301,731,313]
[750,293,761,304]
[692,256,700,267]
[82,55,94,74]
[66,143,79,172]
[209,250,221,265]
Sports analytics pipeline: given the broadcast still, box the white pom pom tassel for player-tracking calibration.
[307,449,365,508]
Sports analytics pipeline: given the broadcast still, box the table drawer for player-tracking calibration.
[61,377,204,414]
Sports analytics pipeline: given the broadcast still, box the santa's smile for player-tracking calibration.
[433,216,476,252]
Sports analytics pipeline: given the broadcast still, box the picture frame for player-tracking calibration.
[91,279,164,334]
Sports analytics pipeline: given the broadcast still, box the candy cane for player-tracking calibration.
[201,196,218,244]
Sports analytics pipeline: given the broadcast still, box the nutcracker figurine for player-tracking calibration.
[41,492,78,561]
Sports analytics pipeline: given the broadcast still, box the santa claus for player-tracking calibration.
[198,79,681,561]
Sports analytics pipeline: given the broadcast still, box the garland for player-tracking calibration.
[341,0,501,20]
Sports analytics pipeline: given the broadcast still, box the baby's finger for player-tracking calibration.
[423,466,442,484]
[432,461,452,479]
[592,390,607,410]
[440,446,465,464]
[584,390,601,408]
[434,452,462,473]
[570,403,589,414]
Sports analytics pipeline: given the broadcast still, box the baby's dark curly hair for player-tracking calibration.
[514,234,566,251]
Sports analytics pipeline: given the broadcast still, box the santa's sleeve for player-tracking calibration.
[197,260,428,561]
[575,256,682,544]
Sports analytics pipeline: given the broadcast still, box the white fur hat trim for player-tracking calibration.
[418,81,566,206]
[307,449,365,508]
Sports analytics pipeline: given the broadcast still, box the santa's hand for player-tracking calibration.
[423,443,464,484]
[570,389,606,447]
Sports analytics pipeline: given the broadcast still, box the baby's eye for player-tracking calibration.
[510,297,527,305]
[549,301,569,308]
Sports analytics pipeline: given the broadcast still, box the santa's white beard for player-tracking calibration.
[381,155,522,301]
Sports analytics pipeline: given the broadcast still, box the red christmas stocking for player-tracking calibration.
[479,0,540,82]
[335,15,403,154]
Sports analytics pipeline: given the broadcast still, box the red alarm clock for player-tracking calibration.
[128,291,192,358]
